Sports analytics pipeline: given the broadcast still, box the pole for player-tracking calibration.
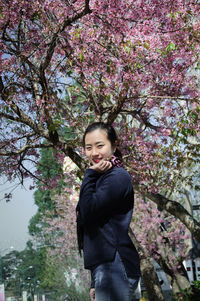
[0,284,5,301]
[0,256,2,284]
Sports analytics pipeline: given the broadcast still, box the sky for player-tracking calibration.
[0,177,37,255]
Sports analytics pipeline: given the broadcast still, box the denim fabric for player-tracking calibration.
[91,251,139,301]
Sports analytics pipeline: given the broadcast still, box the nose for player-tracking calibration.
[91,147,99,157]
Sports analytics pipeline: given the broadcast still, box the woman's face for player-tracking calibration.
[84,129,115,165]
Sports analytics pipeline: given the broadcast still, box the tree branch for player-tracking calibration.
[61,144,86,173]
[134,183,200,242]
[128,228,165,301]
[0,111,21,123]
[0,76,49,139]
[19,162,48,186]
[106,96,127,124]
[0,142,54,156]
[40,0,92,73]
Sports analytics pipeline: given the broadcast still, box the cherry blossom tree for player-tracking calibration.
[37,159,91,298]
[40,164,192,298]
[0,0,200,241]
[132,198,191,292]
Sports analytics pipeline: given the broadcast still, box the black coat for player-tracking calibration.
[76,167,141,278]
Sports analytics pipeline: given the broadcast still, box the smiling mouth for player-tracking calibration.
[93,159,101,163]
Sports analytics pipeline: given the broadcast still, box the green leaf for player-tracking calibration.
[181,127,188,137]
[190,111,198,122]
[166,42,176,52]
[124,46,131,55]
[144,42,150,50]
[80,53,84,62]
[48,123,56,133]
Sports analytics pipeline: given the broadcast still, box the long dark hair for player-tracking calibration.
[82,122,122,159]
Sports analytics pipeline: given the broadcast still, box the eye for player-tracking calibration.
[86,147,92,151]
[97,145,104,148]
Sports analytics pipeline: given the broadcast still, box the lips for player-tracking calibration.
[93,159,101,163]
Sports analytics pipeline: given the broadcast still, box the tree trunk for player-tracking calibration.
[155,254,190,294]
[129,228,164,301]
[133,182,200,243]
[171,273,190,293]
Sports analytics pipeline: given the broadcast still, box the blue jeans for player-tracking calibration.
[91,251,139,301]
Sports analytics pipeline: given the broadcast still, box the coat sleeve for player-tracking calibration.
[78,168,133,224]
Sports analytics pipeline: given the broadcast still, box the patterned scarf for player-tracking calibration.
[110,155,123,168]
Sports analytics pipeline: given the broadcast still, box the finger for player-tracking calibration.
[102,162,111,171]
[102,161,109,169]
[98,161,106,168]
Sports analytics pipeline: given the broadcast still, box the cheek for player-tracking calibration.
[84,150,90,159]
[104,147,113,156]
[84,150,89,158]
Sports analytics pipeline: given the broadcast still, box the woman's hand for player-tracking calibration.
[89,160,112,173]
[90,288,95,301]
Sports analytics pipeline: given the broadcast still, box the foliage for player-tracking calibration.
[2,241,45,296]
[42,168,79,257]
[172,281,200,301]
[37,255,69,301]
[28,147,65,239]
[62,253,91,301]
[132,198,190,273]
[0,0,200,241]
[29,149,89,297]
[1,4,200,299]
[1,241,71,300]
[193,280,200,290]
[63,283,90,301]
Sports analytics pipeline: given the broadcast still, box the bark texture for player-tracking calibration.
[129,228,165,301]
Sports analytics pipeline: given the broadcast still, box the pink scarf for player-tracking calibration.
[110,155,123,168]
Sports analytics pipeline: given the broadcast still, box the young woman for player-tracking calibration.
[76,122,141,301]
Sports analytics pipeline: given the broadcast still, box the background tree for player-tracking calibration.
[0,0,200,239]
[132,198,191,293]
[1,1,200,299]
[42,159,194,298]
[28,147,65,240]
[2,242,44,298]
[1,241,71,300]
[28,144,90,299]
